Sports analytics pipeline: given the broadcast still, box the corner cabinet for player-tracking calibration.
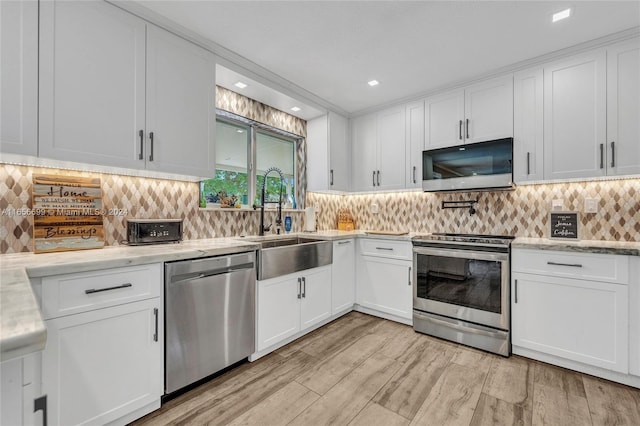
[37,263,164,426]
[256,266,332,353]
[424,75,513,149]
[39,0,216,178]
[351,106,406,192]
[511,249,630,375]
[356,238,413,324]
[306,112,351,192]
[0,0,38,156]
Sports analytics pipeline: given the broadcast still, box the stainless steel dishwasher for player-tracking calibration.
[164,251,255,395]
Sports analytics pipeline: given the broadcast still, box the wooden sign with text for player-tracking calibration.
[32,174,104,253]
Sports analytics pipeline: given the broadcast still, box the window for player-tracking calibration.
[201,118,297,208]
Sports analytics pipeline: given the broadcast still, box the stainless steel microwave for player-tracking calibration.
[422,138,514,192]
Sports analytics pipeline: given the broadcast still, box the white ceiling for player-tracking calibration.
[138,1,640,117]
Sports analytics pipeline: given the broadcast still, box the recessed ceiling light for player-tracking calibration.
[368,80,379,87]
[290,106,301,112]
[552,8,572,23]
[234,81,248,89]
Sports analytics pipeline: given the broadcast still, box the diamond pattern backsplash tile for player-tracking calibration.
[1,164,306,253]
[307,178,640,242]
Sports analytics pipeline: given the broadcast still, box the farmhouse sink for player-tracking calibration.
[242,236,332,280]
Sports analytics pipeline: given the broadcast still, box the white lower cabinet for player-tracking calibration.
[512,249,631,376]
[257,266,331,352]
[356,239,413,324]
[331,239,355,314]
[36,263,163,426]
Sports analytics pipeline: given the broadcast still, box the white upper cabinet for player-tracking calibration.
[39,0,146,169]
[377,105,406,191]
[351,113,379,191]
[425,76,513,149]
[543,49,607,180]
[145,25,216,177]
[607,38,640,177]
[39,0,216,178]
[464,75,514,144]
[0,0,38,157]
[307,112,350,192]
[405,101,425,188]
[424,90,465,148]
[513,68,544,183]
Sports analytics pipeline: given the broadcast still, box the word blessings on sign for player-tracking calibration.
[32,174,104,253]
[550,212,579,240]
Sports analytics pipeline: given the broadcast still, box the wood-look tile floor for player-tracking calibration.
[132,312,640,426]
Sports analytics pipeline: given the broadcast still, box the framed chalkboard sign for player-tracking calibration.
[550,212,579,240]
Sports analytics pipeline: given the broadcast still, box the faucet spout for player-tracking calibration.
[258,167,285,236]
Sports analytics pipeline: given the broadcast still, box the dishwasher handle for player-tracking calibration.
[169,262,254,285]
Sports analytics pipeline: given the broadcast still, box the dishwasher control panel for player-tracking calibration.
[126,219,182,245]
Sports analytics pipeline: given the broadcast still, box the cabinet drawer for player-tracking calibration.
[512,249,629,284]
[360,238,412,260]
[41,264,162,319]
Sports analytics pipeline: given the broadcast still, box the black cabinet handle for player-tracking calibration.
[34,395,47,426]
[412,166,417,184]
[337,240,351,245]
[376,247,393,251]
[153,308,159,342]
[302,277,306,298]
[459,120,463,140]
[377,170,380,186]
[297,278,301,299]
[526,152,531,175]
[372,171,376,187]
[408,267,412,286]
[330,169,334,186]
[514,279,518,304]
[466,119,470,139]
[138,130,144,160]
[85,283,132,294]
[599,144,604,169]
[547,261,583,268]
[149,132,154,162]
[611,141,615,168]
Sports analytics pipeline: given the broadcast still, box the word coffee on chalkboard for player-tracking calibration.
[550,212,579,240]
[31,174,104,253]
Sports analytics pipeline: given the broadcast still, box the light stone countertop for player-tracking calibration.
[513,237,640,256]
[0,231,415,362]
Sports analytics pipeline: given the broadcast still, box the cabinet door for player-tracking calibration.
[425,90,465,148]
[300,266,332,330]
[513,68,544,183]
[377,106,406,191]
[305,114,329,192]
[358,257,412,321]
[331,239,355,314]
[257,275,300,351]
[544,50,607,180]
[328,112,351,191]
[351,113,378,191]
[0,0,38,156]
[146,25,216,177]
[512,273,628,373]
[464,75,514,144]
[39,0,146,169]
[607,38,640,176]
[405,101,425,188]
[42,298,162,426]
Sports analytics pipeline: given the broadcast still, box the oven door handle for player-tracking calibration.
[412,246,508,262]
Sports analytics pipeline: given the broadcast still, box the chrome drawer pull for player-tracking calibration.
[547,261,583,268]
[85,283,133,294]
[375,247,394,251]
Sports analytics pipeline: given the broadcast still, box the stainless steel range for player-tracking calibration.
[412,233,514,356]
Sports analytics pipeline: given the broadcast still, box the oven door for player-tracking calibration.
[413,246,509,330]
